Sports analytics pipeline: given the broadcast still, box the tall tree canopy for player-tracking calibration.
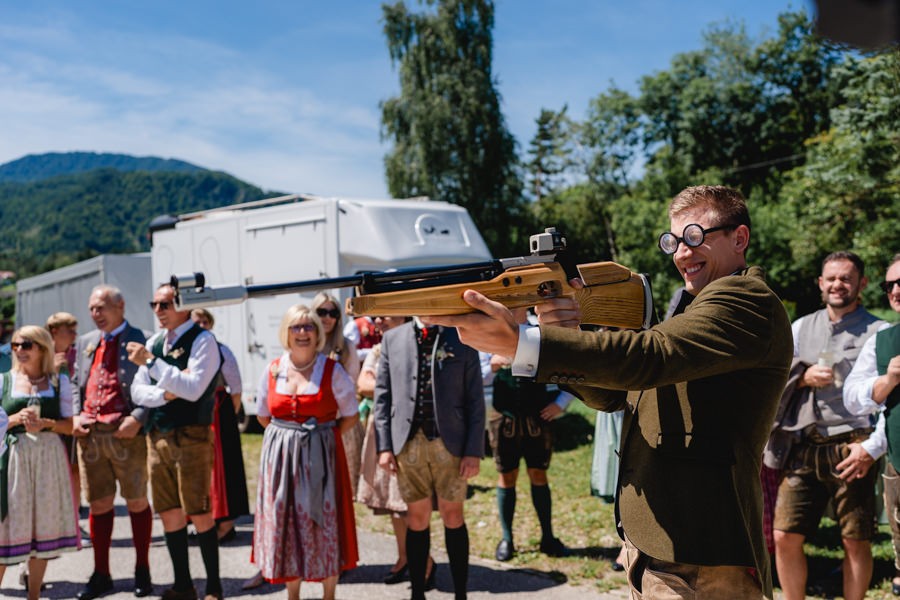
[527,10,880,317]
[381,0,527,256]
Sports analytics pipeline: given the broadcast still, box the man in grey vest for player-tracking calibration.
[844,253,900,595]
[128,283,223,600]
[772,251,885,600]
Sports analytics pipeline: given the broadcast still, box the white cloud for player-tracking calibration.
[0,10,392,197]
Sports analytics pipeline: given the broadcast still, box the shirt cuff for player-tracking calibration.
[511,325,541,378]
[861,435,886,461]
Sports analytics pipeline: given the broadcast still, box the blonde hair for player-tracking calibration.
[311,292,347,357]
[278,304,325,352]
[45,311,78,331]
[12,325,56,377]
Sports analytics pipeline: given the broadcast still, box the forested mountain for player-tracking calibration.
[0,152,204,183]
[0,162,275,277]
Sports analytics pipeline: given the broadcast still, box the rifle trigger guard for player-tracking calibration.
[537,280,562,299]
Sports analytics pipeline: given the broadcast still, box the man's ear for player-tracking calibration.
[733,224,750,253]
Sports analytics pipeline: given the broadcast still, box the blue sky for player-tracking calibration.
[0,0,810,197]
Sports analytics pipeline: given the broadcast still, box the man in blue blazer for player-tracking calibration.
[374,319,485,600]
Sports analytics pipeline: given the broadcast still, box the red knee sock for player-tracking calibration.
[129,506,153,570]
[90,510,115,575]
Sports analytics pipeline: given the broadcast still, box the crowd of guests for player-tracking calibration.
[0,185,898,600]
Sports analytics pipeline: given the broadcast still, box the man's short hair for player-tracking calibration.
[668,185,751,231]
[890,253,900,268]
[822,251,866,278]
[92,284,124,305]
[46,311,78,331]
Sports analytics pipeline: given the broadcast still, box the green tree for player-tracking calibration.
[380,0,526,256]
[525,106,575,203]
[780,50,900,314]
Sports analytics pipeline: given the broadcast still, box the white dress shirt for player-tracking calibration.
[844,322,895,459]
[131,320,222,408]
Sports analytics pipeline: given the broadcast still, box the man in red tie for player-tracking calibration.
[72,285,153,599]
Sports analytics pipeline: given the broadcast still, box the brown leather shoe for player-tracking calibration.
[160,587,197,600]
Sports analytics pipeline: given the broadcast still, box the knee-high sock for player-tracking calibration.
[129,507,153,570]
[89,510,115,576]
[196,526,222,595]
[445,524,469,600]
[531,483,554,541]
[163,527,192,591]
[496,486,516,542]
[406,527,430,600]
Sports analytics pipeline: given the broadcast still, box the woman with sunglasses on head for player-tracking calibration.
[311,292,365,498]
[0,326,79,600]
[252,304,359,600]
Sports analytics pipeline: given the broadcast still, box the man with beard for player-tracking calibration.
[771,251,885,600]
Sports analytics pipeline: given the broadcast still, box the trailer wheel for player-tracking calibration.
[236,406,260,433]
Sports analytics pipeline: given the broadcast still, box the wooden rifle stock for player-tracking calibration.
[348,261,651,330]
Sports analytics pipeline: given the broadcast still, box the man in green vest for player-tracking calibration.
[844,253,900,595]
[426,185,793,599]
[486,350,572,562]
[127,284,223,600]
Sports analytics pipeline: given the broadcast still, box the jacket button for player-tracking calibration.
[549,375,559,383]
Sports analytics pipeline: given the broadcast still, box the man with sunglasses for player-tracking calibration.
[425,185,793,599]
[127,283,223,600]
[843,253,900,595]
[72,285,153,600]
[767,251,884,600]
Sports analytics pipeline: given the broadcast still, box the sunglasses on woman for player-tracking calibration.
[316,308,341,319]
[289,324,317,334]
[11,340,35,351]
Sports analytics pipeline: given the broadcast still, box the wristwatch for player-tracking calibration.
[145,356,156,368]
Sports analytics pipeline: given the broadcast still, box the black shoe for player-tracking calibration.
[539,537,570,557]
[424,560,437,591]
[383,563,408,584]
[893,580,900,596]
[76,572,114,600]
[611,560,625,572]
[495,538,515,561]
[134,566,152,597]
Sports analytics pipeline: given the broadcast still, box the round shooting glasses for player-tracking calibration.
[658,223,739,255]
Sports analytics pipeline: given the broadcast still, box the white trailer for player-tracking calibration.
[149,194,491,429]
[15,253,155,332]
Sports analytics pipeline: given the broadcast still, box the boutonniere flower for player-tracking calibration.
[84,344,96,357]
[435,343,455,369]
[168,348,185,359]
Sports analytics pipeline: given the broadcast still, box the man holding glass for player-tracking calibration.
[770,251,884,600]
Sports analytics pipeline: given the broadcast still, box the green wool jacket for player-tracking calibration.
[537,266,791,598]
